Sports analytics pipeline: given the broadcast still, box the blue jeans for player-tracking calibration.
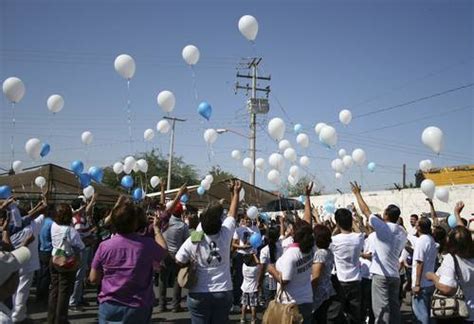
[187,291,233,324]
[70,247,91,306]
[98,301,152,324]
[412,286,435,324]
[262,276,276,306]
[297,303,313,324]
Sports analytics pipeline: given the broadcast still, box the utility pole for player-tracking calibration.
[235,58,271,185]
[163,116,186,191]
[402,163,407,188]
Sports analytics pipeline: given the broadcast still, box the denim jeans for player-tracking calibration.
[70,246,91,306]
[98,301,152,324]
[412,285,435,324]
[187,291,233,324]
[262,276,276,306]
[372,275,401,324]
[297,303,313,324]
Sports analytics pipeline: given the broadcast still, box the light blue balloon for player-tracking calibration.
[324,203,336,214]
[294,124,303,134]
[259,212,270,223]
[197,186,205,196]
[40,143,50,157]
[78,173,91,188]
[132,188,144,201]
[88,166,104,183]
[121,175,134,189]
[447,214,457,229]
[368,162,376,172]
[0,185,12,199]
[249,232,262,249]
[299,195,305,204]
[198,102,212,121]
[71,160,84,175]
[180,194,189,204]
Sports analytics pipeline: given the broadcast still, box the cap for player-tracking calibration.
[165,202,184,216]
[0,247,31,286]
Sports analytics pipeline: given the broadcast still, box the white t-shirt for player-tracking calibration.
[330,232,364,282]
[176,217,236,293]
[241,264,261,293]
[360,233,376,279]
[7,203,22,228]
[369,215,407,278]
[280,236,294,253]
[412,234,437,288]
[51,222,85,256]
[436,254,474,321]
[10,215,45,274]
[260,242,283,290]
[233,225,259,254]
[276,244,313,305]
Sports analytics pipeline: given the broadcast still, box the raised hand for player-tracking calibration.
[234,180,242,194]
[350,181,362,195]
[454,201,465,216]
[305,182,314,196]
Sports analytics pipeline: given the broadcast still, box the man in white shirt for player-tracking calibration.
[351,182,407,324]
[411,217,437,324]
[409,214,419,236]
[330,208,364,324]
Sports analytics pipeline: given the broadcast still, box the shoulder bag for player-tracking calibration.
[52,227,81,272]
[262,287,303,324]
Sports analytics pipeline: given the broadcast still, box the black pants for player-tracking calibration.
[232,253,245,306]
[37,251,51,301]
[333,276,362,324]
[47,263,76,324]
[313,295,344,324]
[361,278,375,324]
[158,254,182,309]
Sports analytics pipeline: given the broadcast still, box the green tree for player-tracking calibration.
[103,149,199,192]
[208,165,235,183]
[286,175,324,197]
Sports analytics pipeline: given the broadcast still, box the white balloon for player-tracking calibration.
[267,169,281,185]
[339,109,352,125]
[3,77,25,103]
[205,174,214,183]
[201,179,211,191]
[289,165,300,178]
[278,139,292,152]
[419,159,433,172]
[25,138,41,160]
[283,148,297,162]
[113,162,123,175]
[422,126,444,154]
[144,128,155,141]
[342,155,353,168]
[157,90,176,113]
[133,163,140,173]
[83,185,95,199]
[123,163,133,175]
[242,157,254,172]
[268,153,285,171]
[150,176,160,188]
[314,122,327,135]
[114,54,136,80]
[338,149,347,158]
[47,94,64,113]
[288,175,298,186]
[12,160,22,174]
[299,156,310,167]
[319,125,338,147]
[268,118,286,141]
[35,176,46,188]
[156,119,171,134]
[231,150,242,160]
[203,129,218,144]
[247,206,258,220]
[420,179,436,199]
[239,188,245,201]
[81,131,93,145]
[331,159,345,173]
[435,187,449,203]
[238,15,259,41]
[296,133,309,148]
[136,159,148,173]
[182,45,200,65]
[255,158,265,171]
[124,156,136,170]
[352,148,366,165]
[335,172,343,180]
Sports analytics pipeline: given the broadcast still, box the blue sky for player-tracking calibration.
[0,0,472,193]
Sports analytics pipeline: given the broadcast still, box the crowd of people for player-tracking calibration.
[0,179,473,324]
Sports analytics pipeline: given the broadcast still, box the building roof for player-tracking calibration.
[422,164,474,186]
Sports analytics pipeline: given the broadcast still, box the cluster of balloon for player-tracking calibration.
[157,90,176,113]
[0,185,12,199]
[198,102,212,121]
[34,176,46,189]
[242,157,254,172]
[238,15,259,42]
[419,159,433,172]
[268,118,286,141]
[25,138,50,160]
[150,176,161,189]
[367,162,376,172]
[157,119,171,134]
[203,128,218,145]
[70,160,102,189]
[339,109,352,126]
[144,129,155,142]
[294,124,303,134]
[112,156,148,175]
[47,94,64,114]
[197,174,214,196]
[422,126,443,154]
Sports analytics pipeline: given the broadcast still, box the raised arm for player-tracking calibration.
[166,183,187,213]
[454,201,465,227]
[426,198,439,227]
[86,193,98,217]
[104,194,127,226]
[303,182,313,225]
[153,212,168,250]
[160,179,166,206]
[227,180,242,219]
[350,181,372,219]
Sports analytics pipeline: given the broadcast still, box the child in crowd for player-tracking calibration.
[240,253,261,324]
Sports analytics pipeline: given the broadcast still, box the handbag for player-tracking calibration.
[52,227,81,272]
[262,288,303,324]
[177,231,203,289]
[431,254,469,319]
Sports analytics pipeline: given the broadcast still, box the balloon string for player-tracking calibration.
[250,41,258,57]
[190,66,199,102]
[127,79,133,153]
[11,102,15,164]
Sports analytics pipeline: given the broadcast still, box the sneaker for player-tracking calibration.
[69,305,84,312]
